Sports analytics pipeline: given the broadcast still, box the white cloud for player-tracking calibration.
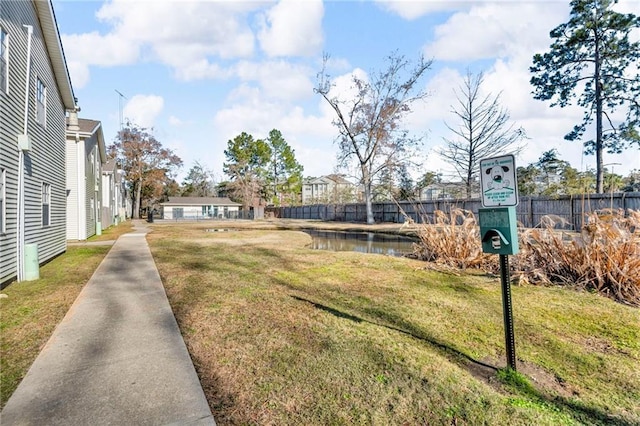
[424,3,569,61]
[61,0,262,83]
[412,67,462,124]
[62,32,139,66]
[67,61,90,89]
[323,68,369,113]
[212,78,338,177]
[173,60,232,82]
[375,0,464,20]
[257,0,324,57]
[124,95,165,128]
[168,116,183,126]
[614,0,640,15]
[235,60,315,101]
[62,31,140,88]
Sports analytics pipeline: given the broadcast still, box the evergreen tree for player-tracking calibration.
[182,161,216,197]
[223,132,270,210]
[531,0,640,193]
[622,170,640,192]
[397,165,415,200]
[265,129,304,206]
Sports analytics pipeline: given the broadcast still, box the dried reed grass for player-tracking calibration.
[515,209,640,306]
[411,208,497,270]
[411,208,640,306]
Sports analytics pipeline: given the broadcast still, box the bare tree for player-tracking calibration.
[110,122,182,218]
[316,52,432,224]
[438,71,525,198]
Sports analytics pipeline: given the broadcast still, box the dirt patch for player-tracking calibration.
[467,356,577,399]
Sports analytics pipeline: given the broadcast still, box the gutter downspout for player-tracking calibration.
[17,25,33,282]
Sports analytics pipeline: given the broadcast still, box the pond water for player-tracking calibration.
[303,229,417,256]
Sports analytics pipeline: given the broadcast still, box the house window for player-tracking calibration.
[42,182,51,226]
[0,29,8,94]
[36,78,46,125]
[0,168,5,233]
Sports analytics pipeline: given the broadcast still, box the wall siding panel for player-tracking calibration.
[65,137,79,239]
[1,1,70,285]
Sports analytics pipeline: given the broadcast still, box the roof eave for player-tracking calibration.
[34,0,76,110]
[94,122,107,163]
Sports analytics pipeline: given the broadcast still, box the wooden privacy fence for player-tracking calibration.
[274,192,640,230]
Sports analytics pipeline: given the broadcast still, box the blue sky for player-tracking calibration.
[52,0,640,183]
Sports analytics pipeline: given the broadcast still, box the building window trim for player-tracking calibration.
[0,28,8,94]
[36,77,47,126]
[42,182,51,227]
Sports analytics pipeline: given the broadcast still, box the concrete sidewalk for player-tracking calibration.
[1,221,215,425]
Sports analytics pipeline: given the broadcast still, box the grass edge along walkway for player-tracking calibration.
[0,221,132,408]
[148,223,640,426]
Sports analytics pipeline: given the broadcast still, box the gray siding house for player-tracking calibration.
[66,116,106,240]
[101,158,128,228]
[0,1,77,284]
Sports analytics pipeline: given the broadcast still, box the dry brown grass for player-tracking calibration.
[515,209,640,306]
[411,209,496,270]
[411,208,640,306]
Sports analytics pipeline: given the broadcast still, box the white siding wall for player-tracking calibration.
[163,205,240,220]
[1,2,69,284]
[65,136,78,239]
[84,135,99,238]
[101,171,115,227]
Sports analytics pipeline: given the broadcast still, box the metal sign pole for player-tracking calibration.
[499,254,516,370]
[479,155,519,371]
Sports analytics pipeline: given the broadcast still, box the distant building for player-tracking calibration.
[66,116,106,240]
[302,174,358,204]
[160,197,241,220]
[419,182,471,200]
[101,159,129,227]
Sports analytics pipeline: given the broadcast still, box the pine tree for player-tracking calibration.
[530,0,640,193]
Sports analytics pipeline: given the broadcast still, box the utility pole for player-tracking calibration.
[115,89,127,131]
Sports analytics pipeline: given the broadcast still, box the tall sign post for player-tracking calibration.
[478,154,519,370]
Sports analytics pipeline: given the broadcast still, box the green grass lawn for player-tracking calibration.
[0,221,129,407]
[147,223,640,425]
[0,245,111,407]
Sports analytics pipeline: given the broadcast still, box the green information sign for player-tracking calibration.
[478,209,510,228]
